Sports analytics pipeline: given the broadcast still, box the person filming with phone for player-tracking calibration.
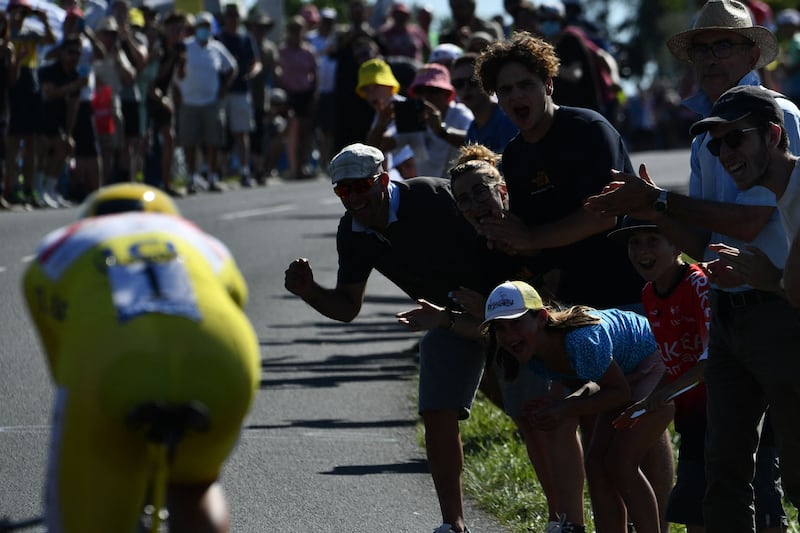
[358,58,473,178]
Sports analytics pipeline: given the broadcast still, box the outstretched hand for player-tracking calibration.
[708,243,782,292]
[396,298,448,332]
[584,164,661,219]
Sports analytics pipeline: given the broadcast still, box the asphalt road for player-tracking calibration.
[0,149,690,532]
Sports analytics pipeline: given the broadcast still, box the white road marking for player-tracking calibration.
[22,255,35,263]
[0,425,50,433]
[241,428,398,443]
[320,197,341,205]
[0,266,6,273]
[220,204,295,221]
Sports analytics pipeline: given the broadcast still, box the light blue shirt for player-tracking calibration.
[684,72,800,282]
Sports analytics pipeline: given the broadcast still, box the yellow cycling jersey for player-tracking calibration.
[23,212,260,533]
[24,212,250,384]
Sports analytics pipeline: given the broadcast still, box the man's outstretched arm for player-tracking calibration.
[285,258,367,322]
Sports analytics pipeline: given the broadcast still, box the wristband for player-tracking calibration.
[446,308,456,330]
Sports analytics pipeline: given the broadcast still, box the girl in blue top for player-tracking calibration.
[482,280,673,533]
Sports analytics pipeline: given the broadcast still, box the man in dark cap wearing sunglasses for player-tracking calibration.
[585,2,800,531]
[284,142,496,533]
[687,84,800,532]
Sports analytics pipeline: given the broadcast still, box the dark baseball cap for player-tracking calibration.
[690,85,784,137]
[607,216,660,243]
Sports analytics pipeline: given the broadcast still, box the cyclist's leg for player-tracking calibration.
[46,386,149,532]
[167,481,230,533]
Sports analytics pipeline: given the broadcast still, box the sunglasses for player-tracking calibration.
[452,77,480,90]
[687,40,754,63]
[333,174,381,198]
[455,183,494,211]
[706,127,760,156]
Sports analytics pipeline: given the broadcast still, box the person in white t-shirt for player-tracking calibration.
[174,11,237,193]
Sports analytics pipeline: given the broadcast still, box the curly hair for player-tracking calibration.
[475,31,560,95]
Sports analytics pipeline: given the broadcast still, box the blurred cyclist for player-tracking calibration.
[23,183,260,533]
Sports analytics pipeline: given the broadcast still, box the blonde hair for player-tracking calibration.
[448,143,504,187]
[489,304,600,382]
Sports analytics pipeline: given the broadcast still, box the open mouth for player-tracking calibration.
[636,258,656,272]
[512,105,530,123]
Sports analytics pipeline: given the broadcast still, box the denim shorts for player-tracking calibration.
[417,328,486,420]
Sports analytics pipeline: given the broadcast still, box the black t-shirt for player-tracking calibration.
[38,62,79,132]
[217,31,257,93]
[501,106,642,308]
[336,177,487,307]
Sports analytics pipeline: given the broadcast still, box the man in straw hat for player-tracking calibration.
[585,1,800,530]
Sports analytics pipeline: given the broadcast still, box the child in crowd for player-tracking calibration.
[482,280,671,533]
[611,218,787,533]
[609,218,710,532]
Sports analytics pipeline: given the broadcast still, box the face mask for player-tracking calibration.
[539,20,561,37]
[195,27,210,42]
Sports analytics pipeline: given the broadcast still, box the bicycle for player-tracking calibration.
[127,401,211,533]
[0,401,210,533]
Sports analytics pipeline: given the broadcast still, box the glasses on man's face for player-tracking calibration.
[452,77,480,91]
[455,183,494,211]
[686,40,754,63]
[333,174,381,198]
[706,127,760,157]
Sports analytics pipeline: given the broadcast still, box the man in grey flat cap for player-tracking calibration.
[284,142,487,533]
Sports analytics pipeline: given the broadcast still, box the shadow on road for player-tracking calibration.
[244,418,416,431]
[321,459,429,476]
[259,349,418,390]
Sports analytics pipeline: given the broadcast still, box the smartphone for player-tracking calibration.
[76,17,86,32]
[394,98,427,133]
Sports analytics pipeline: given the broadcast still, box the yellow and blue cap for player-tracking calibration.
[480,280,544,329]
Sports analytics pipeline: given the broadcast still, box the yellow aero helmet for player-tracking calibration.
[79,183,180,219]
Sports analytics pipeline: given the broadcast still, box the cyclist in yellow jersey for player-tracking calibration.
[23,184,260,533]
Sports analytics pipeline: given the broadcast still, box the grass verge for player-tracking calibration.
[423,391,800,533]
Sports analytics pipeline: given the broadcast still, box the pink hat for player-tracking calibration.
[408,63,456,102]
[392,2,410,14]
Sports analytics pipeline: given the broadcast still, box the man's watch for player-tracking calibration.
[654,189,669,213]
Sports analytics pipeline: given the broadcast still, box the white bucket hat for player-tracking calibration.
[666,0,778,69]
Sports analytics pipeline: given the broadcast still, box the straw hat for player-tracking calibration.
[667,0,778,69]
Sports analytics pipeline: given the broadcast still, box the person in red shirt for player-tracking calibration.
[612,217,787,532]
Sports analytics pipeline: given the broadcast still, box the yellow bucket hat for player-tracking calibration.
[356,59,400,99]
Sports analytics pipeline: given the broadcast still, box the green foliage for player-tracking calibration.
[441,391,800,533]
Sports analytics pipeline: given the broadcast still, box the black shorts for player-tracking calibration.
[73,100,99,158]
[121,100,141,137]
[8,68,42,137]
[147,94,173,130]
[315,92,336,133]
[287,89,315,118]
